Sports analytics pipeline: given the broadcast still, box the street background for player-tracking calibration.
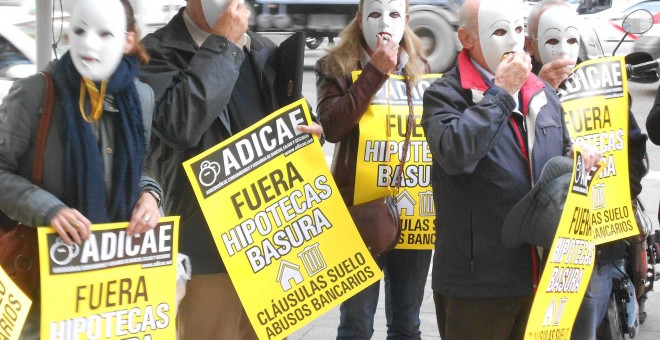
[288,41,660,339]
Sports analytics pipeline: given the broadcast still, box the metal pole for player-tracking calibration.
[36,0,54,70]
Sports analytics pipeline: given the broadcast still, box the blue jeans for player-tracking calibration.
[572,262,613,340]
[337,249,432,340]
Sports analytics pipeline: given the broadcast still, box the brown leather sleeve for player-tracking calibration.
[314,59,389,143]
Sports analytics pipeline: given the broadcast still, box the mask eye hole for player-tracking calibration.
[73,27,85,36]
[545,38,560,46]
[567,37,578,45]
[390,12,401,19]
[515,26,523,34]
[492,28,507,37]
[99,31,115,38]
[368,12,382,19]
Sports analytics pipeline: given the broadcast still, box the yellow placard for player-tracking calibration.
[558,56,639,244]
[352,72,442,249]
[183,99,381,340]
[0,266,31,340]
[38,217,179,339]
[525,147,602,338]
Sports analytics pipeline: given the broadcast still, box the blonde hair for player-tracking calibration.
[321,0,426,86]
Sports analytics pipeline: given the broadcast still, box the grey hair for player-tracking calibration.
[458,0,478,37]
[527,0,572,39]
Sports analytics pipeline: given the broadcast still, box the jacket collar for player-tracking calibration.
[457,49,546,115]
[161,8,277,112]
[161,8,198,54]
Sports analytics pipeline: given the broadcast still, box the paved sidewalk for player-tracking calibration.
[291,260,660,340]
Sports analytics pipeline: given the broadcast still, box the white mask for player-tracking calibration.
[69,0,126,81]
[361,0,406,52]
[537,6,580,65]
[202,0,229,28]
[477,0,525,73]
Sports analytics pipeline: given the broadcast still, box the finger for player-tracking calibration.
[126,221,137,236]
[56,217,81,245]
[129,221,144,235]
[297,124,323,138]
[127,211,143,235]
[67,219,83,245]
[376,34,384,49]
[134,211,157,235]
[71,211,92,240]
[52,220,74,246]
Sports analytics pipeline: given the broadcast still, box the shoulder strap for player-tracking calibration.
[392,77,415,190]
[33,72,55,186]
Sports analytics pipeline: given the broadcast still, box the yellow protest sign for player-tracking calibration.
[352,73,442,249]
[183,99,381,340]
[558,56,639,244]
[0,267,31,340]
[38,218,179,339]
[525,148,601,339]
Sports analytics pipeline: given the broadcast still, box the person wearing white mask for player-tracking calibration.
[315,0,432,338]
[138,0,322,338]
[526,2,648,338]
[0,0,161,338]
[421,0,599,338]
[525,0,581,89]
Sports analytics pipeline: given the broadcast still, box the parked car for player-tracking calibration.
[0,22,36,104]
[580,0,660,56]
[633,12,660,59]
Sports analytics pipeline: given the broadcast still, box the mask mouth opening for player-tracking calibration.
[501,51,516,60]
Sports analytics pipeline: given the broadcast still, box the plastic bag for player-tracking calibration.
[176,253,191,313]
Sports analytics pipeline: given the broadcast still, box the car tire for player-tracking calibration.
[306,36,324,50]
[409,10,456,73]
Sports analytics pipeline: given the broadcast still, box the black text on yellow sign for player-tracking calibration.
[183,99,381,340]
[38,218,179,340]
[525,149,601,339]
[558,56,639,245]
[353,73,442,250]
[0,267,31,340]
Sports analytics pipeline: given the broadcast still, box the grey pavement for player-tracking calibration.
[291,256,660,339]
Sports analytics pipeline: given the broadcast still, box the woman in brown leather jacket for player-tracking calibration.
[315,0,433,338]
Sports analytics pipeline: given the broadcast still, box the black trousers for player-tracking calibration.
[433,292,534,340]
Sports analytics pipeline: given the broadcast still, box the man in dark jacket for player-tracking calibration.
[138,0,320,338]
[526,1,648,338]
[421,0,599,338]
[647,84,660,144]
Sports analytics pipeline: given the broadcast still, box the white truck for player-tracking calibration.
[249,0,463,73]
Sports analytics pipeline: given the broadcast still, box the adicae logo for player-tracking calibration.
[198,160,222,187]
[50,238,81,265]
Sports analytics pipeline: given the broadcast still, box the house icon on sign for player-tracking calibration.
[397,190,416,217]
[276,260,304,291]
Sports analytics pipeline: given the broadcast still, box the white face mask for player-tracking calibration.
[361,0,406,52]
[69,0,126,81]
[477,0,525,73]
[537,6,580,65]
[202,0,229,28]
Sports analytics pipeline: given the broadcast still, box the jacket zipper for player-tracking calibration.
[469,206,475,274]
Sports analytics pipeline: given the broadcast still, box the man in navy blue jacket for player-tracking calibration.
[421,0,599,338]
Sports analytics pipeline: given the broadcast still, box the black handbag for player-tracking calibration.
[349,76,415,258]
[0,72,54,298]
